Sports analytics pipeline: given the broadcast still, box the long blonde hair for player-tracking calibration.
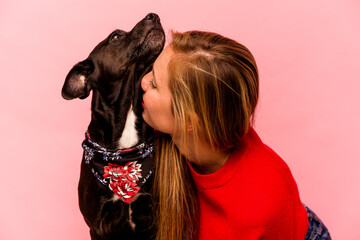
[153,31,259,240]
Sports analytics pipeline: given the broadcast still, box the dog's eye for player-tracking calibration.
[111,34,121,41]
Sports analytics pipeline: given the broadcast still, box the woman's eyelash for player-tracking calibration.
[150,79,156,88]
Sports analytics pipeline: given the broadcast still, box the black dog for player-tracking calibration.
[61,13,165,240]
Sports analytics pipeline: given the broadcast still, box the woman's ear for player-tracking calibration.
[187,112,200,132]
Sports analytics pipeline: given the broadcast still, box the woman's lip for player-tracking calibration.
[142,101,145,108]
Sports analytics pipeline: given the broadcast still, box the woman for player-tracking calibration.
[141,30,331,240]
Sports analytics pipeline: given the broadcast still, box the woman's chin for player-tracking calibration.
[142,112,152,127]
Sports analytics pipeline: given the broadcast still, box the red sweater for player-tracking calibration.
[188,128,308,240]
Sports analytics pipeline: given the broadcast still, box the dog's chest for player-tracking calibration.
[118,105,139,149]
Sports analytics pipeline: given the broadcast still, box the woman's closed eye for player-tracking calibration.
[150,67,157,88]
[150,79,157,88]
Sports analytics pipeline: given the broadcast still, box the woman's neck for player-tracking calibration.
[172,132,230,174]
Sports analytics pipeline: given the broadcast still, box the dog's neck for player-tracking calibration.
[87,72,152,150]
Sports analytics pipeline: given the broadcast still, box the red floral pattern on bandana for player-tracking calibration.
[103,161,142,203]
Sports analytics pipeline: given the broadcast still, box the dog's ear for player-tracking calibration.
[61,59,94,100]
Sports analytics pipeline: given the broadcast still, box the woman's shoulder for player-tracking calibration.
[235,128,295,178]
[190,128,300,193]
[229,130,307,229]
[231,128,302,200]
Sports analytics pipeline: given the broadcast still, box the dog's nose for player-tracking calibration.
[145,13,159,23]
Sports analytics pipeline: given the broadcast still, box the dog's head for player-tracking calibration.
[61,13,165,100]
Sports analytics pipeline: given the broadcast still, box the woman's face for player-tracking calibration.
[141,45,176,134]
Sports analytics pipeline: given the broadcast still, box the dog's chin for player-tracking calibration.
[144,29,165,47]
[133,29,165,60]
[79,92,91,99]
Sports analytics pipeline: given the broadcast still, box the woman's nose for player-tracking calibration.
[141,73,149,92]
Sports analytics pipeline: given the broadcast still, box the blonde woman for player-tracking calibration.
[141,31,331,240]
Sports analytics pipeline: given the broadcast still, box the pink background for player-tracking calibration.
[1,0,359,239]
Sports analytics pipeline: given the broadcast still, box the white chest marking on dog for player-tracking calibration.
[110,194,136,229]
[128,205,136,230]
[118,106,139,149]
[111,192,139,230]
[128,193,142,230]
[111,194,120,202]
